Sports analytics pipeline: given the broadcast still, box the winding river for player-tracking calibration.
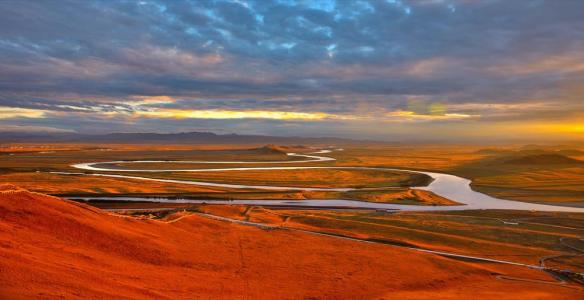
[67,149,584,213]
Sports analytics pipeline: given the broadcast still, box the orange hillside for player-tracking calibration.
[0,184,579,299]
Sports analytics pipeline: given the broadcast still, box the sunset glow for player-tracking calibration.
[1,2,583,299]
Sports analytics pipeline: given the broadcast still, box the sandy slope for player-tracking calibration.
[0,184,580,299]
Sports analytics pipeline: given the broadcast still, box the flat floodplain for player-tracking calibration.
[2,143,582,205]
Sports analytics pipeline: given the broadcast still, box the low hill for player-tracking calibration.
[515,149,553,156]
[475,148,513,155]
[254,144,291,155]
[477,148,584,158]
[0,186,577,299]
[254,144,315,154]
[503,154,583,165]
[557,149,584,156]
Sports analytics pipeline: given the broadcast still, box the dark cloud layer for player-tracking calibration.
[0,0,583,140]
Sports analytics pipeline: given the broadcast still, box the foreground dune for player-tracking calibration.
[0,185,580,299]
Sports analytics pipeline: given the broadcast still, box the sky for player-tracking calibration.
[0,0,583,142]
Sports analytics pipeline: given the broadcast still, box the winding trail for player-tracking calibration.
[67,149,584,213]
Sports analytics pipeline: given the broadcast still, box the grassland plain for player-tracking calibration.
[121,168,431,188]
[0,143,583,206]
[1,143,583,298]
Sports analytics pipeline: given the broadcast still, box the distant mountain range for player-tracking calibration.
[0,131,371,144]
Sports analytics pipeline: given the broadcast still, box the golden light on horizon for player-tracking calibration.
[531,122,584,134]
[386,110,476,121]
[476,121,584,139]
[0,107,46,119]
[134,109,338,120]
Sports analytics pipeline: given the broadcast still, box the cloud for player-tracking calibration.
[0,0,583,140]
[385,110,477,122]
[0,125,75,133]
[488,51,584,76]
